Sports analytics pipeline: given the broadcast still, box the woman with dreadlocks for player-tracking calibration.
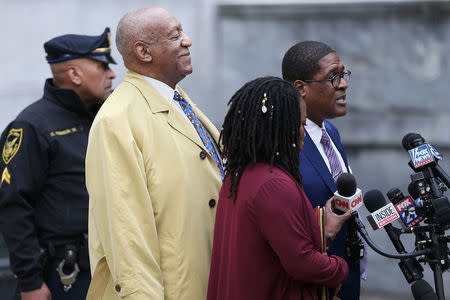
[207,76,351,300]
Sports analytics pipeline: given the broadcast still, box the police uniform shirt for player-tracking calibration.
[0,79,95,291]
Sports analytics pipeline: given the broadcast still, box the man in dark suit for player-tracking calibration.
[282,41,365,299]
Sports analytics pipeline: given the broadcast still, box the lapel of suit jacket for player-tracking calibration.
[123,71,208,153]
[302,131,336,193]
[324,121,349,172]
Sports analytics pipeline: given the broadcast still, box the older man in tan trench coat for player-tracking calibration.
[85,7,223,300]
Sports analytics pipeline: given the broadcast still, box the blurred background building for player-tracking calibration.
[0,0,449,298]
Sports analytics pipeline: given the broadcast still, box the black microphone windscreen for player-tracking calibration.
[411,279,438,300]
[336,173,356,197]
[363,189,387,213]
[402,132,425,150]
[408,182,421,200]
[386,187,403,204]
[402,133,416,150]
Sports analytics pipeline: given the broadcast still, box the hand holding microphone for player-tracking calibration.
[332,173,365,263]
[333,173,363,213]
[324,196,352,241]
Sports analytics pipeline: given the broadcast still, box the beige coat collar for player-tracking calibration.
[123,70,219,154]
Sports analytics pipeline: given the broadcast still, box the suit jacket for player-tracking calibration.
[85,71,222,299]
[300,120,360,300]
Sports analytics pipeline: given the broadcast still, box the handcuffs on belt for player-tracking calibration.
[55,244,80,292]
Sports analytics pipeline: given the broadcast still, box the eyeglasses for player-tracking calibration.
[303,70,351,89]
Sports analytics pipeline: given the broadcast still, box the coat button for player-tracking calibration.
[199,151,207,160]
[115,284,121,292]
[209,199,216,207]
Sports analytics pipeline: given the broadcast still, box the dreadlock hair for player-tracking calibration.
[282,41,335,82]
[220,76,302,202]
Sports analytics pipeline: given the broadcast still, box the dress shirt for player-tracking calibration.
[144,76,191,125]
[305,118,349,174]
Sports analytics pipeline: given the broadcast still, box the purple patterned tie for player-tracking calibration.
[173,91,224,180]
[320,129,343,183]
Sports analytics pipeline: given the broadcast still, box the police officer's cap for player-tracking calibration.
[44,27,117,65]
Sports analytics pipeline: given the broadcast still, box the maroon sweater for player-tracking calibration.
[207,163,349,300]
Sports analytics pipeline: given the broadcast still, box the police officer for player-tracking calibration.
[0,28,116,300]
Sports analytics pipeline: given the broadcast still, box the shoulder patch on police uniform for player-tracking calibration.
[2,128,23,164]
[1,167,10,184]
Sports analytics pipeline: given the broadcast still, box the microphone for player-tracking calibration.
[365,191,400,231]
[333,173,363,212]
[334,173,364,263]
[402,133,450,225]
[364,190,403,250]
[408,181,433,220]
[402,133,450,188]
[364,189,424,283]
[408,182,424,207]
[402,133,434,170]
[386,187,424,227]
[411,279,438,300]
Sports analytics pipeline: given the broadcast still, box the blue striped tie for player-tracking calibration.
[173,91,224,180]
[320,129,343,183]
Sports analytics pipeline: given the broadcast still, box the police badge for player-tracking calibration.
[2,128,23,164]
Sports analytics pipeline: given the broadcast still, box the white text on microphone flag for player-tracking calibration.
[366,203,400,230]
[334,188,363,212]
